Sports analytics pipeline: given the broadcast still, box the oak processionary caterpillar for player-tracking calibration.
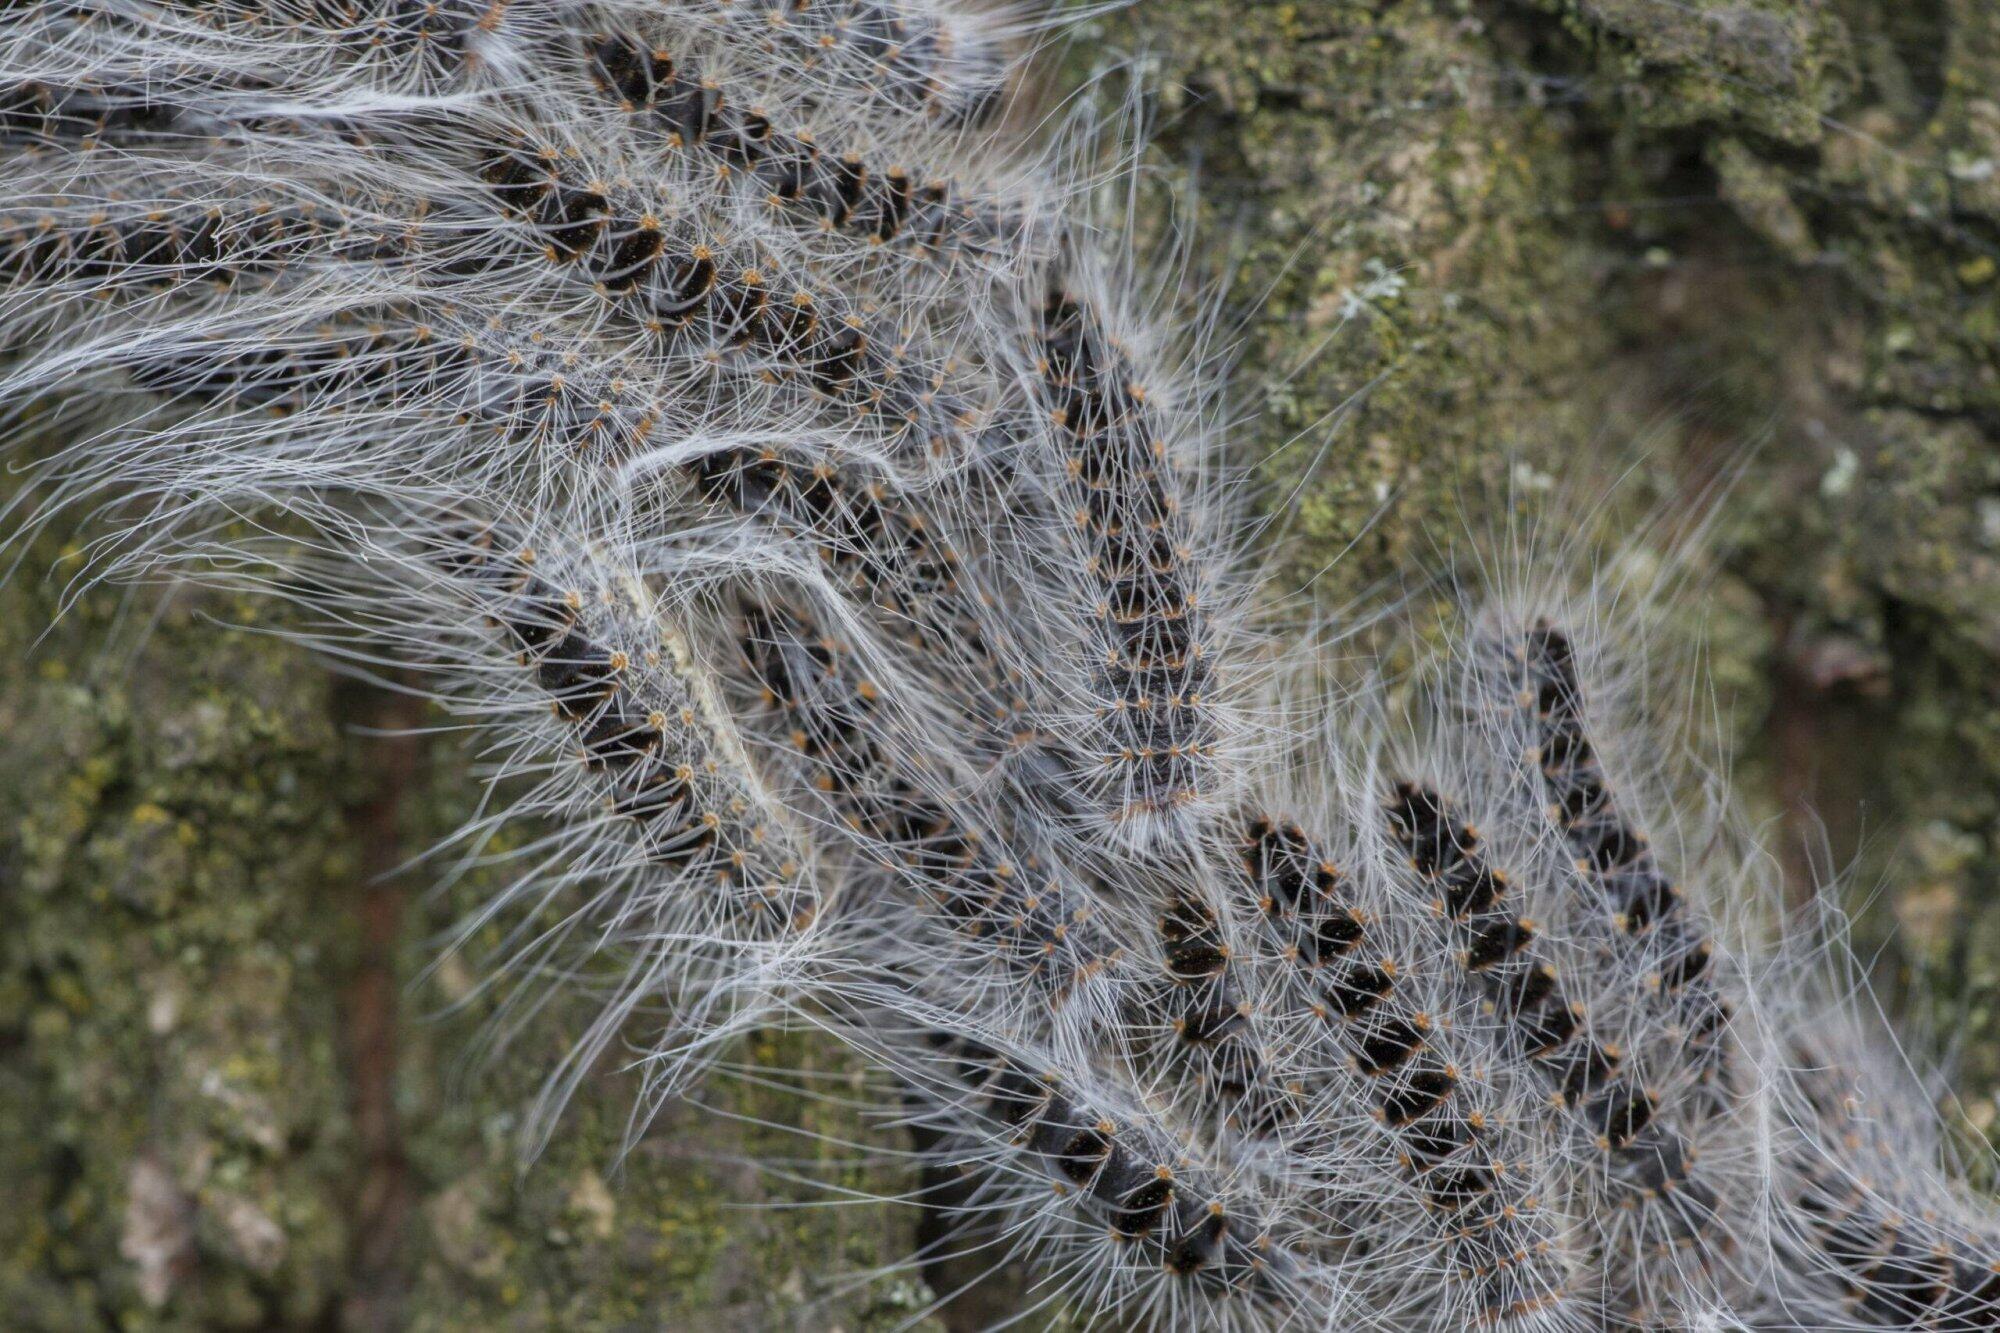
[2,1,1997,1328]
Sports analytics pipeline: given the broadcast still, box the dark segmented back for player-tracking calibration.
[1505,622,1734,1096]
[1235,815,1579,1325]
[1385,782,1728,1317]
[1024,286,1225,847]
[1,1,1995,1327]
[584,31,1016,263]
[916,1034,1315,1301]
[475,129,985,458]
[446,525,819,932]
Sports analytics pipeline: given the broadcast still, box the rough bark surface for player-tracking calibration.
[3,1,1997,1326]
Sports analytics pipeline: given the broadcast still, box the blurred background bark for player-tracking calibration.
[4,1,1997,1327]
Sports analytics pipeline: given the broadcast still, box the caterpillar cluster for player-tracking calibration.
[1382,783,1725,1317]
[1235,813,1577,1324]
[2,2,1995,1329]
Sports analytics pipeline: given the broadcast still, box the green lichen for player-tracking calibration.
[0,526,355,1329]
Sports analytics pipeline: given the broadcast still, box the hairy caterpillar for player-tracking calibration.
[1015,267,1232,849]
[583,28,1022,263]
[1383,783,1727,1321]
[1498,621,1736,1096]
[1232,810,1580,1325]
[2,1,1997,1330]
